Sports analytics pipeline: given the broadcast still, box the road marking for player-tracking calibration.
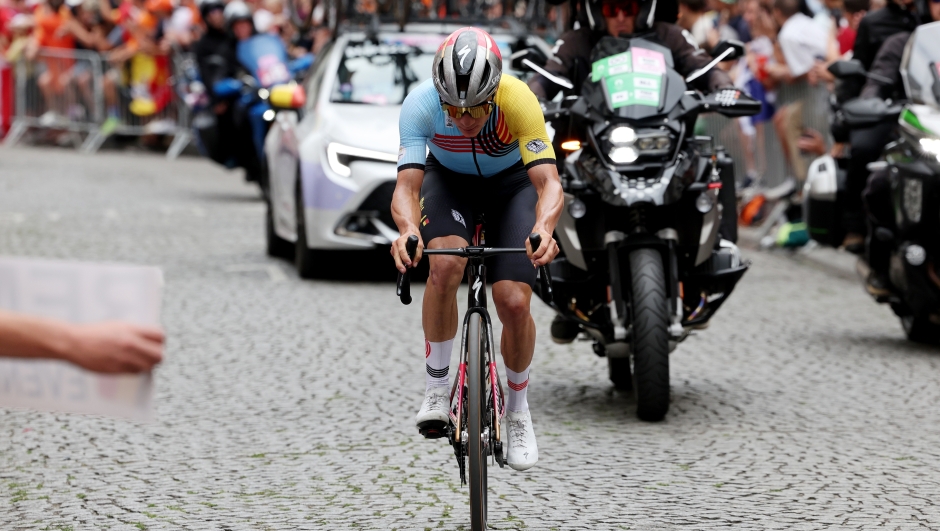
[223,264,288,283]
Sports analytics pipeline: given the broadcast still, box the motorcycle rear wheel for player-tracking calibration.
[628,248,670,422]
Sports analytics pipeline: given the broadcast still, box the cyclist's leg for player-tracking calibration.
[487,166,539,470]
[487,166,538,374]
[414,160,476,430]
[418,159,476,342]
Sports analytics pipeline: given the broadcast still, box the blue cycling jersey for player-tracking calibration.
[397,77,556,178]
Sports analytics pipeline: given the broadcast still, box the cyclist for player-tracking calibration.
[390,27,564,472]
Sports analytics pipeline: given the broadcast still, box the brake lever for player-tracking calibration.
[527,233,554,305]
[397,235,419,305]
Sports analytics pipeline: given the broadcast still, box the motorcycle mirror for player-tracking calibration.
[288,54,314,75]
[827,59,866,79]
[510,47,549,72]
[212,78,243,98]
[711,40,745,62]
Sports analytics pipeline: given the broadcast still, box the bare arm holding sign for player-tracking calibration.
[0,310,164,374]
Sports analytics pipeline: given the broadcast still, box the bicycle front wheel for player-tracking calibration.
[467,313,488,530]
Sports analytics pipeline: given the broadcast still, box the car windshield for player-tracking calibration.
[331,34,521,106]
[901,22,940,108]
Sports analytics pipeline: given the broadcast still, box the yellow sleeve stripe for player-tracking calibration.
[494,75,556,166]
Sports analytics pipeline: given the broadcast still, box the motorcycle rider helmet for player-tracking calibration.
[578,0,676,35]
[431,27,502,108]
[224,0,253,28]
[199,0,224,20]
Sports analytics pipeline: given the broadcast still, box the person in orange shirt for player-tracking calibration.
[26,0,76,114]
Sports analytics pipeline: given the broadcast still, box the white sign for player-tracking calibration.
[0,256,163,421]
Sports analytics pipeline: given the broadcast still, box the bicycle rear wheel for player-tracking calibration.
[467,314,487,530]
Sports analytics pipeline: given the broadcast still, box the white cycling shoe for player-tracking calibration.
[505,410,539,471]
[415,386,450,438]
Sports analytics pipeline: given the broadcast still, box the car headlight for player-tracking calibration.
[326,142,398,177]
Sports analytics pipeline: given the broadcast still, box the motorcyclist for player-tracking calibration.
[193,0,238,166]
[859,3,940,296]
[527,0,736,344]
[837,0,926,252]
[527,0,735,101]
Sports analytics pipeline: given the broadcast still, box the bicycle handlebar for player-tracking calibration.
[396,233,552,306]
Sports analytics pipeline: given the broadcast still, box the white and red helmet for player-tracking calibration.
[432,27,503,107]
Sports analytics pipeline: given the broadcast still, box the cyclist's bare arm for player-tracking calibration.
[526,163,564,267]
[391,167,426,273]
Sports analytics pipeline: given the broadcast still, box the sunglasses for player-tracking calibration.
[441,101,494,119]
[601,1,640,17]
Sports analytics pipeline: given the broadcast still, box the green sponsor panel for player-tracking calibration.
[604,73,662,108]
[591,51,632,82]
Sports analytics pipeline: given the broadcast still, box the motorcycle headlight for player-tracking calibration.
[609,126,637,145]
[920,138,940,162]
[609,147,639,163]
[601,125,673,164]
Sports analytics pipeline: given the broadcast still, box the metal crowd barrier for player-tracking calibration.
[699,81,832,190]
[2,47,193,159]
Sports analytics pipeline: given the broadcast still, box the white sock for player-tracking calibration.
[425,338,455,389]
[505,366,530,413]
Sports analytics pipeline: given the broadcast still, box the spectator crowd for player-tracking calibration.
[0,0,326,132]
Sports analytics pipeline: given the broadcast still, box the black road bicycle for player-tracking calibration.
[396,231,552,531]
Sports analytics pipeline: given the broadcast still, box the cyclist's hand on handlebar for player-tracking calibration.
[526,229,559,268]
[391,232,424,273]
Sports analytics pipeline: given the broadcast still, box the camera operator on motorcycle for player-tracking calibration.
[526,0,735,101]
[855,0,940,296]
[390,28,564,472]
[526,0,737,343]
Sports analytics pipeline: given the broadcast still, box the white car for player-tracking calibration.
[263,22,551,277]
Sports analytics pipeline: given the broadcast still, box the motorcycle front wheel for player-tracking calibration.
[628,248,670,422]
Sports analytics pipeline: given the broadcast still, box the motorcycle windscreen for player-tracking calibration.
[584,37,686,120]
[900,22,940,108]
[236,34,292,88]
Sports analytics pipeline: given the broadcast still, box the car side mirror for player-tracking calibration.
[711,40,745,62]
[828,59,867,79]
[268,83,306,110]
[510,47,549,72]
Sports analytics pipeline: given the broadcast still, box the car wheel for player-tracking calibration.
[294,173,319,278]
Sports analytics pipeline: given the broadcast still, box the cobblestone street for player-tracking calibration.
[1,147,939,530]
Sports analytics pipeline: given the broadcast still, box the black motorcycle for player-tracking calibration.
[805,23,940,343]
[522,37,760,421]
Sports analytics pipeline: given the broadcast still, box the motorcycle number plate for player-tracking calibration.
[592,47,666,109]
